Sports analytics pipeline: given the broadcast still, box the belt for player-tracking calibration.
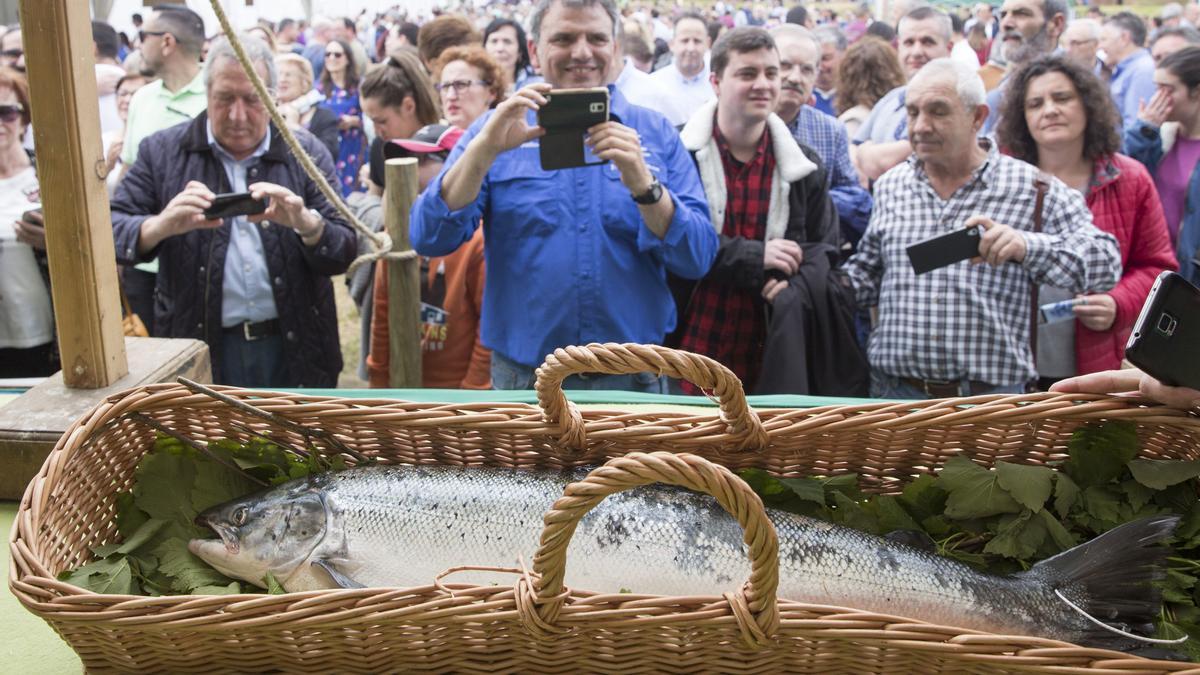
[901,377,995,398]
[223,319,281,342]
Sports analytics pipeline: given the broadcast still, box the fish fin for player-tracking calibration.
[311,559,366,589]
[1026,515,1179,651]
[882,529,936,553]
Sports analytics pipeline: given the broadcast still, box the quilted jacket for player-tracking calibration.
[110,112,356,387]
[1077,153,1178,373]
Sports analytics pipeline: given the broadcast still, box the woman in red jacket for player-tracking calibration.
[997,54,1178,383]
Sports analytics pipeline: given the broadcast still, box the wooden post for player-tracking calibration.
[19,0,128,388]
[384,158,421,388]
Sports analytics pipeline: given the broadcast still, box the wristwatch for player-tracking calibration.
[631,179,663,205]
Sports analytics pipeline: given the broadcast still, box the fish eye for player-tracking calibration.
[232,507,248,526]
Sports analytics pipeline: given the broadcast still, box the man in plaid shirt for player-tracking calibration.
[675,28,837,393]
[844,58,1121,399]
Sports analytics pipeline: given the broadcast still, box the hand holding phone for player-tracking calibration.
[906,225,982,275]
[1126,271,1200,391]
[537,87,609,170]
[473,83,551,159]
[14,207,45,251]
[203,192,269,220]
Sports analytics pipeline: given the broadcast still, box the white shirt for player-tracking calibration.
[646,63,716,127]
[951,40,981,71]
[614,57,659,110]
[0,167,53,348]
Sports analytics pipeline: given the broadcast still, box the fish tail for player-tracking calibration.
[1024,515,1180,652]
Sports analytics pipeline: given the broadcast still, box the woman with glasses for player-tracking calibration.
[0,67,57,378]
[483,19,538,94]
[996,54,1177,383]
[317,39,365,196]
[432,46,507,131]
[102,73,148,197]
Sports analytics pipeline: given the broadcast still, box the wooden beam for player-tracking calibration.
[19,0,128,388]
[384,158,422,388]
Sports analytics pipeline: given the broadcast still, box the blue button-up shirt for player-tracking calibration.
[411,86,717,368]
[207,122,277,327]
[1110,49,1157,131]
[788,106,873,245]
[853,85,908,144]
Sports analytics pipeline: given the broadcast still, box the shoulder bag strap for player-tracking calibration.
[1029,172,1051,373]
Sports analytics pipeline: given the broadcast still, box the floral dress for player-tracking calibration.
[319,84,365,197]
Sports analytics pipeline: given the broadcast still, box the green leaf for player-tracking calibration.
[776,477,827,506]
[983,510,1045,560]
[1063,420,1139,487]
[1130,459,1200,491]
[1080,485,1123,526]
[1120,479,1157,514]
[872,495,922,534]
[897,474,947,522]
[937,456,1022,520]
[820,474,863,500]
[1036,509,1077,552]
[133,452,199,524]
[828,491,878,533]
[193,582,243,595]
[265,571,286,595]
[1053,473,1080,519]
[153,537,239,593]
[995,462,1054,513]
[59,556,138,595]
[116,518,170,555]
[192,460,259,514]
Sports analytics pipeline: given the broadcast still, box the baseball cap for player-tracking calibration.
[383,124,465,160]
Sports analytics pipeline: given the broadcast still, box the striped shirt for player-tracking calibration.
[843,142,1122,386]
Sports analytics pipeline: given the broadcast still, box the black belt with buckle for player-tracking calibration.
[901,377,995,398]
[224,319,281,341]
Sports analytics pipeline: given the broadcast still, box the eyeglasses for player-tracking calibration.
[0,49,22,59]
[435,79,490,95]
[325,51,346,59]
[0,104,24,123]
[139,30,168,42]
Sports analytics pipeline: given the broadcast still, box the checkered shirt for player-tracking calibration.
[843,143,1122,386]
[680,125,775,393]
[787,106,873,244]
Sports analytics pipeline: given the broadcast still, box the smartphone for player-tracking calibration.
[1125,271,1200,390]
[203,192,268,220]
[536,87,609,171]
[906,226,982,275]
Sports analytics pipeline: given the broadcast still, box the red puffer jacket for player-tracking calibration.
[1077,154,1178,373]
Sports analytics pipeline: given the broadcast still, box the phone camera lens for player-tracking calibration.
[1156,312,1178,337]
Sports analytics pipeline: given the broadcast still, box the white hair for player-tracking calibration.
[204,35,279,91]
[909,57,986,109]
[1066,18,1102,41]
[770,23,818,50]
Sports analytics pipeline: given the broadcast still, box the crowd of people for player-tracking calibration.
[0,0,1197,407]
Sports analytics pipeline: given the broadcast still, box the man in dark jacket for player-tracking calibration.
[674,27,838,393]
[111,35,356,388]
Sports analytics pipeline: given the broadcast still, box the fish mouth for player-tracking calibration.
[194,512,240,555]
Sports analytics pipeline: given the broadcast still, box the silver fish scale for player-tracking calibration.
[306,466,1078,640]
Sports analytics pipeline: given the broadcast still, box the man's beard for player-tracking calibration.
[1002,24,1052,65]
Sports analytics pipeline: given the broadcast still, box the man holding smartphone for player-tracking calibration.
[842,58,1121,399]
[411,0,717,392]
[111,36,355,389]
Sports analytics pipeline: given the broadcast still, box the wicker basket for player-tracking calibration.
[10,343,1200,673]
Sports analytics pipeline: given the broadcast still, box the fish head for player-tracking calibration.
[189,480,329,589]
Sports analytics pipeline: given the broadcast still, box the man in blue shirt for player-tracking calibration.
[410,0,718,392]
[771,24,872,247]
[1099,12,1159,130]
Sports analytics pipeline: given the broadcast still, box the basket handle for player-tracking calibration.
[523,451,781,647]
[534,343,768,450]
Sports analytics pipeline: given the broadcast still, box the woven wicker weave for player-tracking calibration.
[10,343,1200,673]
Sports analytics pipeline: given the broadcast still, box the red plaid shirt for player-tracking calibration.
[680,122,775,393]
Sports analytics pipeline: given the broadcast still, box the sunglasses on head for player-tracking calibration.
[0,104,24,123]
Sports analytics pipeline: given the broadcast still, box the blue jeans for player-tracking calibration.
[219,331,288,388]
[491,351,669,393]
[869,368,1026,399]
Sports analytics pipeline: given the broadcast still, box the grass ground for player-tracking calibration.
[333,274,369,389]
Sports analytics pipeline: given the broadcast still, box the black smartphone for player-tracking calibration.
[1126,271,1200,390]
[536,87,609,171]
[203,192,268,220]
[906,226,982,275]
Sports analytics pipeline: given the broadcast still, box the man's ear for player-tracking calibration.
[973,103,989,131]
[528,37,539,74]
[1048,13,1067,42]
[710,70,720,96]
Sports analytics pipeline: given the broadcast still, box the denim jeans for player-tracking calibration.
[220,331,288,388]
[869,368,1026,399]
[491,351,669,393]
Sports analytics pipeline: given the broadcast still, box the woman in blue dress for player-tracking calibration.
[317,39,365,197]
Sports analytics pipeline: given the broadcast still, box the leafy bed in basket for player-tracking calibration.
[9,344,1200,673]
